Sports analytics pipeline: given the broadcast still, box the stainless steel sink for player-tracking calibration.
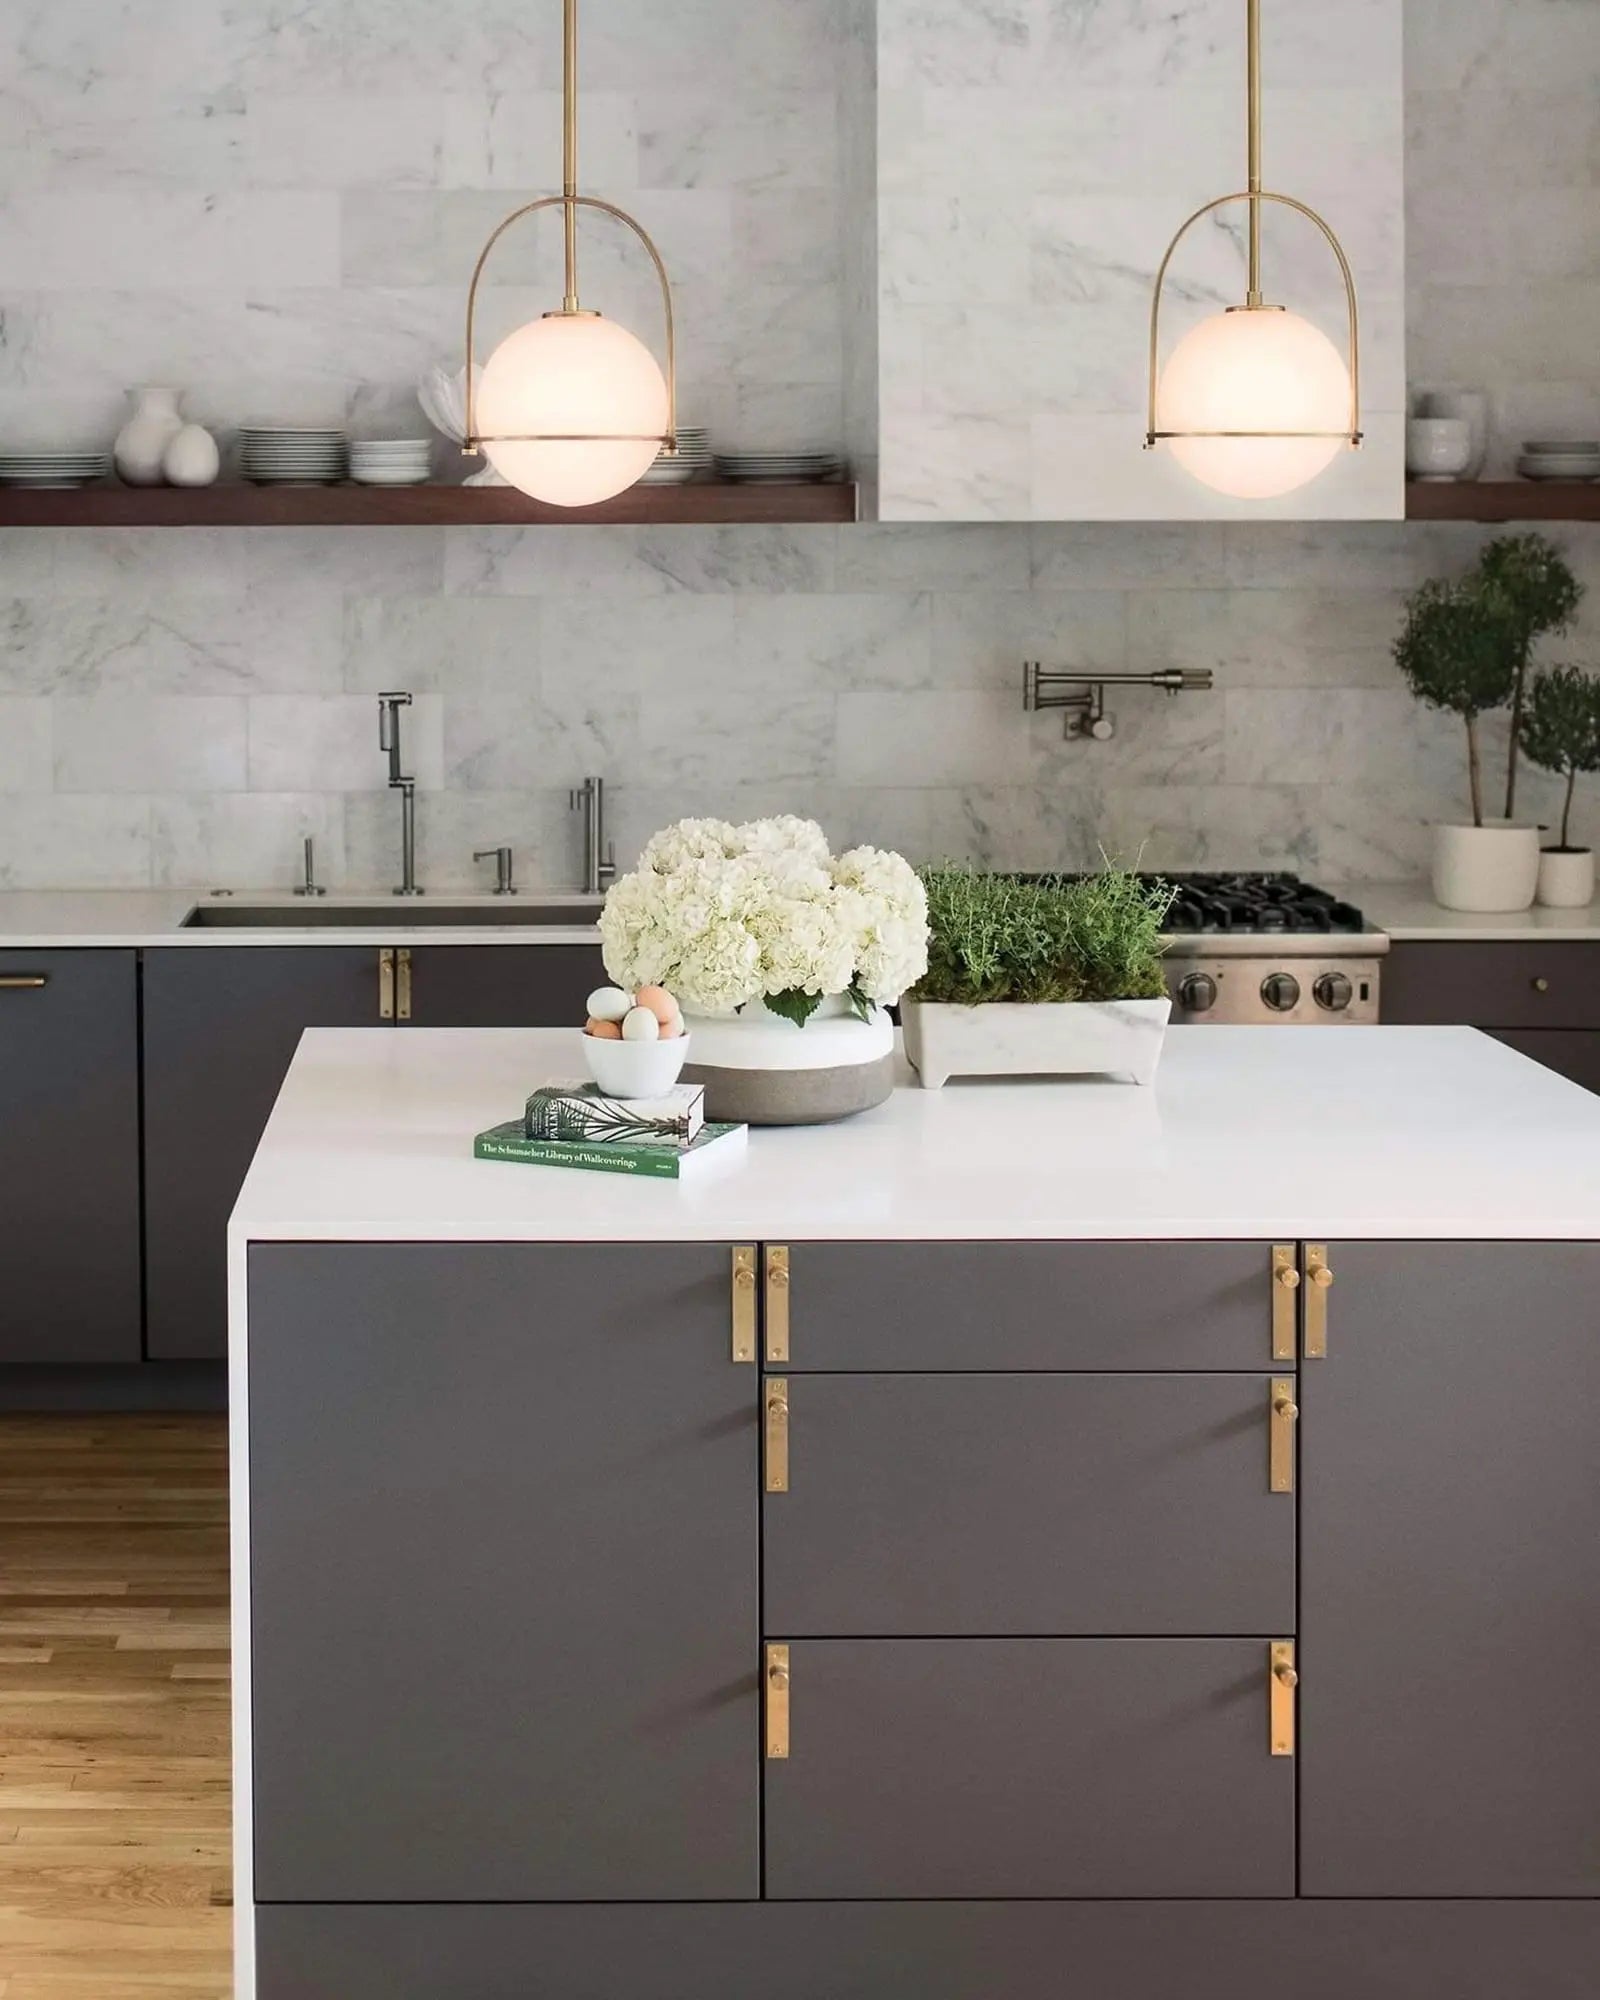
[182,901,602,929]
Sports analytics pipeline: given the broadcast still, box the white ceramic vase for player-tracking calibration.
[1431,822,1541,913]
[162,423,220,488]
[680,994,895,1125]
[115,387,185,486]
[901,997,1171,1090]
[1417,388,1489,479]
[1537,847,1595,909]
[1405,417,1472,482]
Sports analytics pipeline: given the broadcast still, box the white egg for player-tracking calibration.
[620,1006,661,1043]
[586,986,633,1024]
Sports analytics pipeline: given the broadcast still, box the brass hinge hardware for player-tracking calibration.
[1269,1641,1297,1757]
[1269,1378,1298,1493]
[731,1246,757,1363]
[396,946,413,1022]
[1304,1244,1332,1358]
[1271,1244,1299,1361]
[764,1377,790,1493]
[765,1643,790,1759]
[765,1245,791,1362]
[378,948,395,1020]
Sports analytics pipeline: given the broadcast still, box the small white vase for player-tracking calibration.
[162,422,220,488]
[1406,417,1472,482]
[681,994,895,1125]
[1431,821,1541,913]
[1537,847,1595,909]
[115,387,185,486]
[1417,388,1489,479]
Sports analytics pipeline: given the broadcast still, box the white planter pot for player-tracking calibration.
[1430,822,1540,913]
[681,994,895,1125]
[901,997,1171,1090]
[1537,847,1595,909]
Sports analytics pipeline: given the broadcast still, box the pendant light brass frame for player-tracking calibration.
[462,0,678,459]
[1144,0,1362,453]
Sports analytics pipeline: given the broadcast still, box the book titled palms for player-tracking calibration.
[474,1120,746,1180]
[523,1080,705,1146]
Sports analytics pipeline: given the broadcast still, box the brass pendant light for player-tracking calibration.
[1146,0,1362,501]
[462,0,678,507]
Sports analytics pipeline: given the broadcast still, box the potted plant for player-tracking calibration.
[900,865,1175,1089]
[1394,534,1582,913]
[1518,664,1600,908]
[598,816,928,1125]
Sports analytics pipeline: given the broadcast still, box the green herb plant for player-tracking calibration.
[915,864,1174,1007]
[1517,665,1600,853]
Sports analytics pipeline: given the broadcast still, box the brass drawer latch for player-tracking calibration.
[765,1245,791,1362]
[1271,1244,1299,1361]
[765,1378,790,1493]
[1270,1642,1297,1757]
[765,1643,790,1759]
[1269,1379,1298,1493]
[1304,1243,1332,1358]
[731,1246,757,1364]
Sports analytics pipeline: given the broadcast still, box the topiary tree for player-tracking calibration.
[1518,664,1600,852]
[1476,533,1583,817]
[1393,577,1518,827]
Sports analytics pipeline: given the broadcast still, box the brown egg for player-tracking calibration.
[634,984,680,1026]
[585,1017,624,1039]
[657,1016,684,1040]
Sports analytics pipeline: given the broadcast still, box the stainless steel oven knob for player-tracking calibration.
[1177,972,1218,1015]
[1261,972,1301,1013]
[1314,971,1354,1013]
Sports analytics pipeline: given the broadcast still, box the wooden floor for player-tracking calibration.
[0,1416,232,1999]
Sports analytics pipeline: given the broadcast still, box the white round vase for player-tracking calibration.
[681,995,895,1126]
[1431,822,1541,913]
[1537,847,1595,910]
[114,387,185,486]
[162,422,220,488]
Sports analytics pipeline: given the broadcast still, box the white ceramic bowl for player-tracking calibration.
[583,1030,691,1099]
[1406,417,1472,481]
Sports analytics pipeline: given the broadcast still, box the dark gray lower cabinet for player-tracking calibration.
[0,950,140,1363]
[248,1241,759,1903]
[1383,941,1600,1093]
[405,942,605,1026]
[1301,1242,1600,1897]
[764,1639,1293,1899]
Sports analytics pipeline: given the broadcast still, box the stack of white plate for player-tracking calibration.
[713,447,844,484]
[241,426,348,485]
[1517,440,1600,483]
[0,449,112,489]
[638,425,712,486]
[350,438,434,487]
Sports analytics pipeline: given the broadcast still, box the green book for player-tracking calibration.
[474,1119,747,1180]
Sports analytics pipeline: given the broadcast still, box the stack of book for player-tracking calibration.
[474,1080,747,1180]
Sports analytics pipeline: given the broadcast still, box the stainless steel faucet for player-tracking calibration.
[569,777,616,897]
[1023,660,1215,742]
[292,835,326,897]
[378,692,424,896]
[474,845,519,895]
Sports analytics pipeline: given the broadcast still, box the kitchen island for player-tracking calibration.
[230,1027,1600,2000]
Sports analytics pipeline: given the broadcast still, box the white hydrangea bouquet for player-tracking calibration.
[599,816,929,1028]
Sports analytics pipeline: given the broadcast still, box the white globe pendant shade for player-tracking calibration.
[1156,306,1352,501]
[476,311,669,507]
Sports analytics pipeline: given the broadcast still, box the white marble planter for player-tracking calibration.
[901,998,1172,1089]
[681,994,896,1125]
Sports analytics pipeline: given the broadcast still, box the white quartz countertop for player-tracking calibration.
[230,1026,1600,1245]
[1342,883,1600,942]
[0,890,602,948]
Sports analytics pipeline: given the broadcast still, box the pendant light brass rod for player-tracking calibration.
[562,0,581,311]
[1246,0,1263,305]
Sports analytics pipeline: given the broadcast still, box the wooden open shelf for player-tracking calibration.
[0,480,859,528]
[1406,481,1600,524]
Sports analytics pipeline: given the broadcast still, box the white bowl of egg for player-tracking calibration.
[583,983,690,1097]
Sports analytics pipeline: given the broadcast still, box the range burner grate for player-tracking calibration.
[1009,870,1368,937]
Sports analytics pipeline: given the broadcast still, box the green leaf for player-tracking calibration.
[763,987,823,1028]
[844,980,872,1023]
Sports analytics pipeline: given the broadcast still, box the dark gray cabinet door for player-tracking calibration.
[142,948,376,1359]
[248,1241,759,1903]
[772,1241,1275,1370]
[0,950,140,1364]
[1301,1241,1600,1897]
[765,1639,1293,1898]
[405,944,605,1026]
[1384,940,1600,1029]
[765,1373,1294,1634]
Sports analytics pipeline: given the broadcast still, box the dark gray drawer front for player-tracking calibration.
[1487,1029,1600,1094]
[773,1242,1277,1370]
[1385,941,1600,1029]
[765,1640,1293,1899]
[765,1373,1294,1635]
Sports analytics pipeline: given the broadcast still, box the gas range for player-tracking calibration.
[1156,873,1386,1025]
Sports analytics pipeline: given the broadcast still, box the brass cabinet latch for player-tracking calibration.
[378,948,396,1020]
[395,946,412,1021]
[1304,1244,1332,1358]
[765,1245,791,1362]
[765,1643,790,1759]
[765,1378,790,1493]
[1269,1642,1297,1756]
[1269,1379,1298,1493]
[1271,1244,1299,1361]
[731,1247,757,1363]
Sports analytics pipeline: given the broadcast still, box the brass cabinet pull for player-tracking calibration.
[0,975,47,989]
[731,1247,757,1363]
[1270,1245,1299,1360]
[1269,1377,1298,1493]
[1269,1642,1297,1757]
[1532,976,1550,994]
[378,948,395,1020]
[764,1378,789,1493]
[765,1643,790,1759]
[396,946,413,1021]
[765,1245,791,1362]
[1304,1243,1332,1357]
